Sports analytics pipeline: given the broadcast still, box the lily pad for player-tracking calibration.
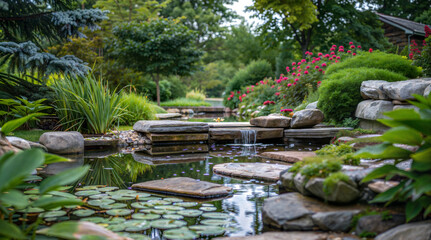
[106,209,132,216]
[139,196,162,201]
[75,190,100,196]
[202,203,214,207]
[199,206,217,212]
[73,209,95,217]
[176,210,203,217]
[81,217,105,223]
[100,203,127,209]
[163,227,198,240]
[140,209,175,215]
[151,219,187,230]
[76,185,100,191]
[108,190,136,196]
[147,199,170,205]
[64,205,78,209]
[201,219,232,226]
[163,214,184,220]
[202,212,231,219]
[98,187,119,192]
[124,220,151,231]
[103,217,126,224]
[19,207,44,213]
[130,192,151,198]
[154,205,185,211]
[132,213,161,220]
[163,198,184,203]
[111,195,135,201]
[89,194,110,199]
[175,202,198,208]
[106,224,125,232]
[131,202,150,209]
[44,216,69,222]
[88,199,115,206]
[189,225,225,236]
[41,210,67,218]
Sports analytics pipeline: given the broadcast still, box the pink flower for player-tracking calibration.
[369,48,373,53]
[329,57,333,60]
[317,81,321,84]
[227,97,231,101]
[318,53,323,56]
[321,63,327,67]
[292,62,296,66]
[297,73,301,77]
[332,45,337,48]
[331,52,335,55]
[283,77,288,81]
[339,49,344,52]
[315,65,320,69]
[349,42,353,45]
[347,50,351,53]
[311,60,316,64]
[304,70,309,74]
[271,85,275,88]
[297,62,302,66]
[306,66,310,69]
[350,45,355,49]
[318,69,323,72]
[293,82,297,85]
[336,56,341,59]
[308,52,313,55]
[242,94,246,97]
[287,83,292,87]
[301,59,306,63]
[292,67,296,70]
[247,90,250,93]
[339,45,344,49]
[330,48,335,51]
[352,53,356,56]
[292,73,296,76]
[358,45,361,49]
[275,92,280,96]
[294,78,299,82]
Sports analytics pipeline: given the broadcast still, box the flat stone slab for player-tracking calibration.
[133,152,209,165]
[250,116,291,128]
[208,122,252,128]
[133,120,209,133]
[284,127,352,139]
[139,144,208,155]
[131,177,232,198]
[213,163,290,182]
[156,113,182,119]
[146,133,208,143]
[214,232,359,240]
[209,127,283,141]
[260,151,316,163]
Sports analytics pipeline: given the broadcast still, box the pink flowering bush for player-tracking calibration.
[237,78,279,118]
[410,26,431,76]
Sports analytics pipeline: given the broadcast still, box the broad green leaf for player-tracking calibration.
[0,189,29,209]
[39,165,90,194]
[0,113,45,135]
[378,119,402,128]
[412,148,431,163]
[49,191,77,199]
[424,205,431,217]
[394,120,431,135]
[355,143,412,160]
[406,200,422,222]
[412,175,431,196]
[32,196,83,209]
[44,153,70,165]
[0,220,26,239]
[361,165,401,183]
[411,160,431,172]
[384,109,421,120]
[36,221,80,239]
[0,149,44,192]
[380,126,423,146]
[371,182,405,203]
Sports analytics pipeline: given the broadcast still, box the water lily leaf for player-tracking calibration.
[75,190,101,197]
[100,203,127,209]
[151,219,187,229]
[147,199,170,205]
[40,210,67,218]
[199,207,217,212]
[88,199,115,207]
[163,214,184,220]
[18,207,44,213]
[102,217,126,224]
[189,225,225,236]
[140,209,173,215]
[202,203,214,207]
[81,217,105,223]
[98,187,119,192]
[131,202,150,209]
[154,205,185,211]
[124,220,151,231]
[129,192,151,198]
[132,213,161,220]
[202,212,231,219]
[163,198,184,203]
[201,219,232,226]
[139,196,162,201]
[163,227,198,240]
[111,195,135,201]
[175,202,198,208]
[89,194,110,199]
[108,190,136,196]
[73,209,95,217]
[106,209,132,216]
[106,224,125,232]
[176,210,203,217]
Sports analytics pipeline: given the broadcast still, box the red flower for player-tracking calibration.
[237,91,241,94]
[349,42,353,45]
[304,70,309,74]
[275,92,280,96]
[358,45,361,49]
[352,53,356,56]
[293,82,297,85]
[315,65,320,69]
[318,69,323,72]
[350,45,355,49]
[318,53,323,56]
[369,48,373,53]
[426,25,431,38]
[287,83,292,87]
[227,97,231,101]
[336,56,341,59]
[347,50,351,53]
[292,62,296,66]
[321,63,327,67]
[297,73,301,77]
[339,49,344,52]
[306,66,310,69]
[247,90,250,93]
[295,78,299,82]
[317,81,321,84]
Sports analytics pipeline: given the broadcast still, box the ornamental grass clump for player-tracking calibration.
[52,74,125,134]
[186,89,206,102]
[120,92,157,125]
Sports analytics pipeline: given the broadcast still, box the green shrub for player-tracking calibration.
[316,144,354,157]
[152,104,167,113]
[289,156,343,178]
[325,52,422,78]
[186,89,206,101]
[52,74,125,134]
[160,98,211,107]
[318,68,407,123]
[0,97,51,129]
[139,78,187,102]
[120,92,157,125]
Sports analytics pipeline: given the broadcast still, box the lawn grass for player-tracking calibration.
[161,98,211,107]
[9,130,50,142]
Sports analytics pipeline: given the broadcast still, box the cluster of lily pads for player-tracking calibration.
[26,185,239,240]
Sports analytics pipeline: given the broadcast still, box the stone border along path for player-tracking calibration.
[212,162,290,182]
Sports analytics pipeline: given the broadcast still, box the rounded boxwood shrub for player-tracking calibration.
[325,52,422,79]
[318,68,407,123]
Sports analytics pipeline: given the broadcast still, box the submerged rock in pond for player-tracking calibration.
[133,120,209,133]
[260,151,316,163]
[39,131,84,154]
[213,162,290,182]
[131,177,232,198]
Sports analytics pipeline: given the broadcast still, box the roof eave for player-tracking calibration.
[378,16,425,36]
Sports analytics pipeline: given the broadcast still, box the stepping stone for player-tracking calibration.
[132,152,209,165]
[156,113,182,119]
[250,116,291,128]
[131,177,232,199]
[213,163,290,182]
[146,133,208,143]
[214,232,360,240]
[134,120,209,133]
[259,151,316,163]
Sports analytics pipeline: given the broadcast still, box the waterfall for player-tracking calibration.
[234,129,257,145]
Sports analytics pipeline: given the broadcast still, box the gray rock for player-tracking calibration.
[360,80,389,100]
[305,101,318,109]
[337,136,355,143]
[393,105,419,111]
[0,136,20,156]
[312,210,359,232]
[425,85,430,97]
[355,100,394,120]
[166,108,180,113]
[343,168,374,183]
[382,79,431,100]
[305,177,360,203]
[133,120,209,133]
[375,220,431,240]
[357,214,405,237]
[27,141,48,151]
[279,171,297,191]
[250,116,291,128]
[294,173,312,196]
[6,136,31,150]
[39,131,84,154]
[290,109,324,128]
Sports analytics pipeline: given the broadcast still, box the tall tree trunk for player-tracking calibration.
[153,74,161,106]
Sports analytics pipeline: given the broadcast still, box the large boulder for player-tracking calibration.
[290,109,324,129]
[360,80,389,100]
[6,136,31,150]
[39,131,84,154]
[133,120,209,133]
[375,221,431,240]
[250,116,291,128]
[382,79,431,101]
[305,101,318,109]
[355,100,393,120]
[304,177,360,203]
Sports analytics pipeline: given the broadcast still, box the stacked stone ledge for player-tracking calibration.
[356,78,431,130]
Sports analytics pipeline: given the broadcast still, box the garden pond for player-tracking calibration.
[36,143,322,239]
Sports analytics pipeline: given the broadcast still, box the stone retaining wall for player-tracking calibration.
[355,79,431,130]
